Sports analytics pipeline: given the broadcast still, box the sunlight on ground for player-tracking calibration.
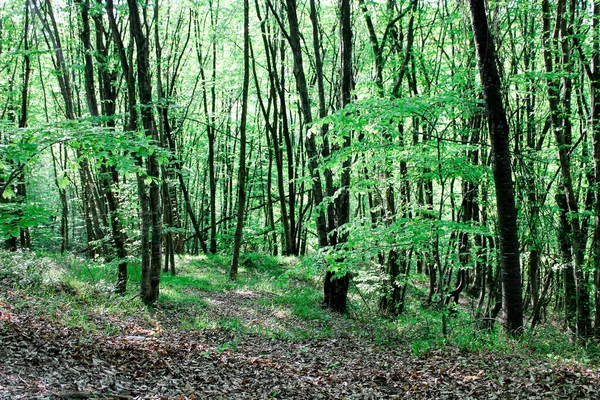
[271,309,290,319]
[41,265,66,285]
[233,289,262,298]
[206,297,227,306]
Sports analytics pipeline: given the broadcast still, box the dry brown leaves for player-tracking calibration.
[1,289,599,399]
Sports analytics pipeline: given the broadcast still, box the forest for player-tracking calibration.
[2,0,600,398]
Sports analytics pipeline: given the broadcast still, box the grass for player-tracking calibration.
[1,249,599,366]
[0,251,147,333]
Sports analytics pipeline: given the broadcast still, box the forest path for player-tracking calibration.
[2,285,600,399]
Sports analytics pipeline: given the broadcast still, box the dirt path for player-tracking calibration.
[1,289,600,399]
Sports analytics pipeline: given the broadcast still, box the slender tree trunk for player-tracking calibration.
[127,0,162,303]
[323,0,352,313]
[541,0,591,337]
[194,5,219,254]
[283,0,328,248]
[35,0,104,256]
[468,0,524,334]
[254,1,293,254]
[590,0,600,337]
[76,0,129,292]
[308,0,336,241]
[16,0,32,250]
[230,0,250,280]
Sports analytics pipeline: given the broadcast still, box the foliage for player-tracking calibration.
[0,0,599,363]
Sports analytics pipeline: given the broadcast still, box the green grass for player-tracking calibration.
[273,287,331,321]
[0,251,146,333]
[180,316,218,331]
[391,311,515,356]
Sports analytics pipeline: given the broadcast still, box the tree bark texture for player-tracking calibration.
[79,0,129,294]
[230,0,250,280]
[127,0,163,303]
[541,0,592,337]
[323,0,353,313]
[284,0,328,249]
[468,0,524,333]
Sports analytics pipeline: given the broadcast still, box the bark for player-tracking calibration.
[590,0,600,337]
[50,145,69,252]
[105,0,137,132]
[323,0,352,313]
[127,0,163,303]
[155,1,191,273]
[468,0,524,333]
[106,0,149,293]
[19,0,32,125]
[16,0,32,250]
[255,0,297,255]
[194,4,219,254]
[209,3,219,254]
[541,0,591,337]
[358,0,384,93]
[35,0,104,256]
[76,0,129,292]
[283,0,328,248]
[308,0,335,239]
[230,0,250,280]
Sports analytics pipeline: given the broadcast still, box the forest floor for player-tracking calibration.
[1,252,600,399]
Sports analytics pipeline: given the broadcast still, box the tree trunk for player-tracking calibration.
[592,0,600,337]
[127,0,162,304]
[541,0,591,337]
[254,1,294,255]
[78,0,129,293]
[323,0,353,313]
[230,0,250,280]
[283,0,328,248]
[468,0,524,334]
[16,0,32,250]
[35,0,104,255]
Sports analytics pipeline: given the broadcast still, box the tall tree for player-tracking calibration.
[468,0,524,333]
[592,0,600,338]
[282,0,328,249]
[322,0,353,313]
[541,0,592,337]
[230,0,250,280]
[75,0,129,293]
[35,0,105,257]
[126,0,163,303]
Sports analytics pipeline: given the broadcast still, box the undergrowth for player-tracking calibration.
[0,250,598,366]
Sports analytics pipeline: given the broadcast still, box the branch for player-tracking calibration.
[1,137,69,199]
[265,0,291,43]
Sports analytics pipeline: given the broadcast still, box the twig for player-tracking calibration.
[17,375,30,387]
[350,279,373,315]
[116,292,140,307]
[57,391,132,399]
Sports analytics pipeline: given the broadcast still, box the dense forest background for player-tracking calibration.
[1,0,600,340]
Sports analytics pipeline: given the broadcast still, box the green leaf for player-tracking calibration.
[2,187,15,199]
[58,176,70,190]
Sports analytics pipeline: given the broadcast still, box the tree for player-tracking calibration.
[468,0,524,333]
[73,0,129,293]
[127,0,163,303]
[282,0,329,251]
[230,0,250,280]
[0,0,598,336]
[322,0,352,313]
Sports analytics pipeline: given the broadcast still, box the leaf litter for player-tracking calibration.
[1,286,599,399]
